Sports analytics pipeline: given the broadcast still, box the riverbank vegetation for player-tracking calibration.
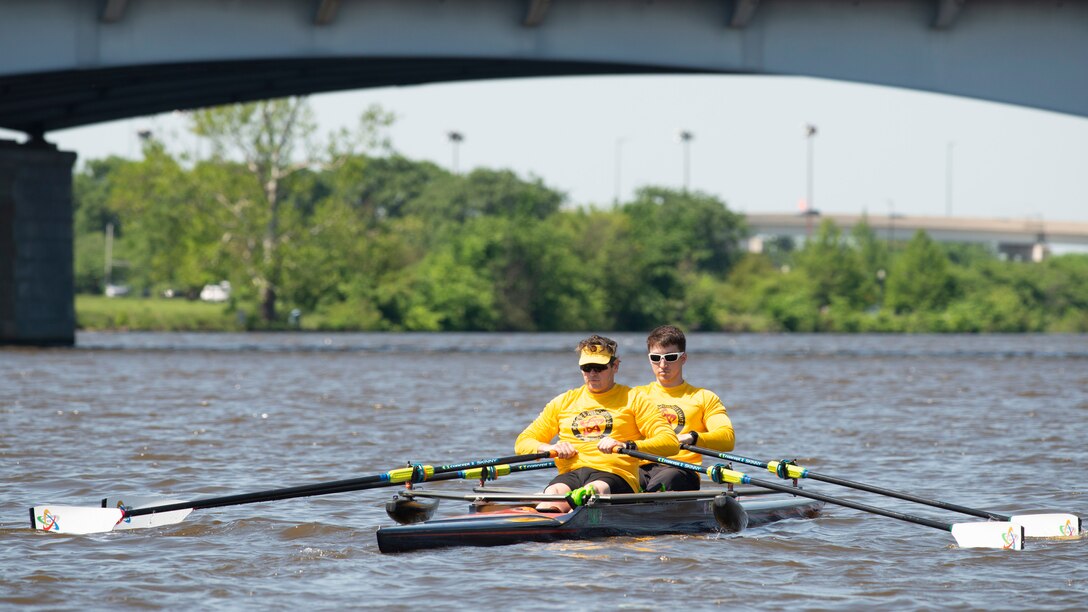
[73,98,1088,333]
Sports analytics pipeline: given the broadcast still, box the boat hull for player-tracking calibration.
[376,493,823,553]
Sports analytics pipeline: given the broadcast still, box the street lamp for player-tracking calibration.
[802,124,817,236]
[888,199,896,246]
[447,131,464,174]
[945,141,955,217]
[678,130,694,192]
[803,123,817,213]
[614,137,626,205]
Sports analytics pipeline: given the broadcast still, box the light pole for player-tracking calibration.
[104,222,114,290]
[888,199,896,247]
[678,130,694,192]
[803,124,817,236]
[804,123,817,212]
[945,141,955,217]
[614,137,626,205]
[447,131,464,174]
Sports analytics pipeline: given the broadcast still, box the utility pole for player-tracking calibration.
[678,130,694,192]
[104,222,114,290]
[804,124,817,236]
[945,141,955,216]
[447,131,464,174]
[614,137,626,205]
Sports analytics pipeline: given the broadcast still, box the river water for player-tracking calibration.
[2,332,1086,610]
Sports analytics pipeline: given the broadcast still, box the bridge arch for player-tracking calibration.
[2,0,1087,137]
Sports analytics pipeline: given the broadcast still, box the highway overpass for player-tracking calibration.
[745,212,1088,261]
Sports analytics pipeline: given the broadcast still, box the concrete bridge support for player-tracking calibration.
[0,141,76,346]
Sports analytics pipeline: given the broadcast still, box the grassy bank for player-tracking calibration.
[77,295,245,331]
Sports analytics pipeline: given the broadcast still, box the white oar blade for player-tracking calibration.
[950,521,1024,550]
[102,498,192,530]
[1010,513,1081,539]
[29,505,123,535]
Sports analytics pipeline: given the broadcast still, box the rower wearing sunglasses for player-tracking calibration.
[635,325,735,492]
[515,334,679,511]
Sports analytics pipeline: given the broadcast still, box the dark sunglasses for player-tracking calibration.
[648,352,685,363]
[580,363,610,373]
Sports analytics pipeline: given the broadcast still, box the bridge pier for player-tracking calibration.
[0,140,76,346]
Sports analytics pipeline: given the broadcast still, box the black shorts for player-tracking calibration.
[549,467,634,494]
[639,463,701,492]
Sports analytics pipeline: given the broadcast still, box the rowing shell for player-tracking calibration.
[375,490,823,553]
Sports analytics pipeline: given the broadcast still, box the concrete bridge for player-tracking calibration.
[3,0,1087,344]
[744,212,1088,262]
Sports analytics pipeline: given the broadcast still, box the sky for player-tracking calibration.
[10,74,1088,223]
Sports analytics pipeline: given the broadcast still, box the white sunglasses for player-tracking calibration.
[648,352,684,363]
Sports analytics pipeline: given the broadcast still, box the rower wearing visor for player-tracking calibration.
[635,325,735,492]
[515,334,679,511]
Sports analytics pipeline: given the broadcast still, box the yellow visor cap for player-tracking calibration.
[578,345,614,366]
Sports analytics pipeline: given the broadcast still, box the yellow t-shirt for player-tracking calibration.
[515,383,679,492]
[633,381,734,465]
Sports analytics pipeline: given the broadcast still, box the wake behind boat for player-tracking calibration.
[375,487,824,553]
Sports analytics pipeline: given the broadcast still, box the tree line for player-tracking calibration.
[72,98,1088,332]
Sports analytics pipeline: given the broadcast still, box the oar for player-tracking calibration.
[30,452,555,535]
[682,443,1081,539]
[621,448,1025,550]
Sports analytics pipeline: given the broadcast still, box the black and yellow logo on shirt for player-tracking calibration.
[571,409,614,440]
[657,404,686,433]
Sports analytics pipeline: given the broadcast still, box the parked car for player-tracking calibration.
[105,284,130,297]
[200,281,232,303]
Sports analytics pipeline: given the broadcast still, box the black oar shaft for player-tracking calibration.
[624,448,953,533]
[682,444,1007,521]
[126,452,552,517]
[298,460,557,497]
[743,476,952,532]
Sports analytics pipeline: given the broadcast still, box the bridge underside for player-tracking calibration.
[2,0,1086,344]
[2,0,1087,138]
[0,57,691,137]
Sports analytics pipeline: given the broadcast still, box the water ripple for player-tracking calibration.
[2,333,1086,609]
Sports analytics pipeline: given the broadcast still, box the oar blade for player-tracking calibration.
[385,494,440,525]
[1010,513,1081,539]
[29,505,123,535]
[711,494,749,533]
[950,521,1024,550]
[102,497,193,530]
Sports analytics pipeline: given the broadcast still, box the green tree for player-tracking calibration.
[614,187,746,328]
[562,208,640,329]
[851,215,889,304]
[405,168,564,226]
[188,98,393,322]
[73,157,130,293]
[885,230,955,314]
[106,140,210,293]
[329,154,446,222]
[795,219,874,310]
[441,215,603,331]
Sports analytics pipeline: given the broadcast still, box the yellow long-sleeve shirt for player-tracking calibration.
[633,381,734,465]
[515,383,679,492]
